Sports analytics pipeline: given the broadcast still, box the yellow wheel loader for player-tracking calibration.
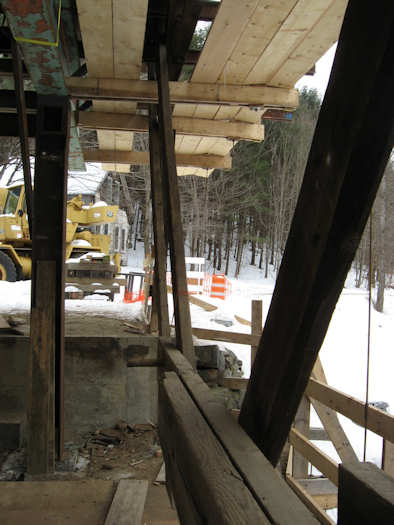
[0,184,119,282]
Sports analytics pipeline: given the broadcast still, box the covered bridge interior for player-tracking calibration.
[0,0,393,523]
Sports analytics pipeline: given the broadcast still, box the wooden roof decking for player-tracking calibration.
[75,0,348,176]
[76,0,149,173]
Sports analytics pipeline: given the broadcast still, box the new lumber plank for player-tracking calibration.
[160,371,270,524]
[163,344,319,525]
[239,0,394,465]
[78,111,265,142]
[338,461,394,524]
[293,396,311,478]
[246,0,333,84]
[289,428,339,486]
[286,475,336,525]
[191,0,260,83]
[191,327,260,346]
[272,0,348,87]
[167,285,217,312]
[310,358,358,464]
[306,378,394,443]
[66,77,299,109]
[104,479,148,525]
[216,1,298,84]
[82,149,232,169]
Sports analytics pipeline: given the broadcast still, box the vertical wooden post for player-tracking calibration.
[149,104,170,337]
[10,35,33,235]
[28,95,69,474]
[156,44,195,367]
[292,396,310,478]
[382,440,394,477]
[251,300,262,366]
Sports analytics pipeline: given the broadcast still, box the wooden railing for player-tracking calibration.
[223,366,394,524]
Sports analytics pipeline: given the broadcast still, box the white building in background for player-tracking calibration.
[93,208,129,265]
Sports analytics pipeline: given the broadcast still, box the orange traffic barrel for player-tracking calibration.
[210,273,229,300]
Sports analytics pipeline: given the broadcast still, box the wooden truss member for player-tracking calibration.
[155,44,195,367]
[239,0,394,466]
[28,96,70,474]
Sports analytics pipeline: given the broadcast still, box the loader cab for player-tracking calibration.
[2,185,25,216]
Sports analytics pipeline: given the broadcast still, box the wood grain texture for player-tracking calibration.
[28,261,56,474]
[251,299,262,365]
[286,475,336,525]
[104,479,148,525]
[82,149,231,169]
[66,77,299,109]
[338,461,394,525]
[149,105,170,337]
[160,371,270,524]
[310,358,358,463]
[157,44,195,368]
[290,428,338,486]
[191,327,260,346]
[163,344,319,525]
[79,111,264,141]
[306,378,394,443]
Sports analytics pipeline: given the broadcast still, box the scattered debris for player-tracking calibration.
[0,448,26,481]
[210,315,234,328]
[123,321,147,334]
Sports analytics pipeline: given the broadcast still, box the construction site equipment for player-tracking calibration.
[65,254,123,302]
[0,184,118,281]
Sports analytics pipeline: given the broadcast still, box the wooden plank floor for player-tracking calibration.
[0,480,178,525]
[0,480,115,525]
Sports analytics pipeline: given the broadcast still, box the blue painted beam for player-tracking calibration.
[1,0,85,170]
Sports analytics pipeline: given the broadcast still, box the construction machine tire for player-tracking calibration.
[0,251,17,282]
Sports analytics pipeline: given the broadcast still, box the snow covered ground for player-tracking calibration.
[0,244,392,519]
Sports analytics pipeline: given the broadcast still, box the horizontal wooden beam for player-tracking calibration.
[191,326,260,346]
[82,149,231,169]
[67,77,299,109]
[163,344,319,524]
[306,378,394,443]
[338,461,394,524]
[79,112,264,142]
[160,371,269,523]
[289,428,339,486]
[222,377,249,389]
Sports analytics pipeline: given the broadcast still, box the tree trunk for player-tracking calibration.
[235,215,245,279]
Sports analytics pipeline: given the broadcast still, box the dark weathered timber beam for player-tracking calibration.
[11,35,33,235]
[0,113,36,136]
[239,0,394,466]
[0,57,29,77]
[0,90,37,110]
[338,462,394,524]
[149,103,170,337]
[29,95,70,474]
[156,43,196,367]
